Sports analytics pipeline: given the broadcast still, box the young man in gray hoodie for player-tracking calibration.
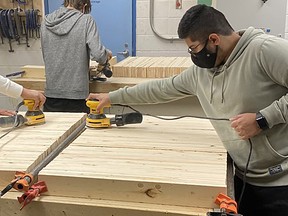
[87,5,288,216]
[41,0,111,113]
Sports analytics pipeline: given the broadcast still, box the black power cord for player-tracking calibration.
[237,138,253,211]
[0,101,24,140]
[116,104,230,121]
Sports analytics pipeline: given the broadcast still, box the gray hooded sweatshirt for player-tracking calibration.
[41,7,109,99]
[109,27,288,187]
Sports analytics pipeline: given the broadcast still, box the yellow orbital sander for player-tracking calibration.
[86,100,111,128]
[0,99,45,128]
[23,99,45,125]
[86,100,143,128]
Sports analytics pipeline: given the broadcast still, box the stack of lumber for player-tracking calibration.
[13,57,192,93]
[12,57,118,92]
[0,113,227,216]
[111,57,192,78]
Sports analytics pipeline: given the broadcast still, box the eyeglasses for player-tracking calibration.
[187,39,209,55]
[188,43,201,55]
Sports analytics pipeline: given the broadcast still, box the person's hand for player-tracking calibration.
[0,109,15,116]
[86,93,111,113]
[21,88,46,110]
[230,113,262,140]
[106,49,112,61]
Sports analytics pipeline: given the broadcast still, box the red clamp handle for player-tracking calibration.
[17,181,48,210]
[215,193,238,214]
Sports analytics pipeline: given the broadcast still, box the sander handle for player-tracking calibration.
[110,112,143,126]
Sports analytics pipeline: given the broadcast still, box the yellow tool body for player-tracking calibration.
[86,100,111,128]
[23,99,45,125]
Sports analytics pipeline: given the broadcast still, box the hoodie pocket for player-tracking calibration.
[248,135,288,171]
[261,135,288,159]
[224,135,287,173]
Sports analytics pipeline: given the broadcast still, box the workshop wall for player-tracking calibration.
[0,0,44,109]
[1,0,288,110]
[136,0,198,57]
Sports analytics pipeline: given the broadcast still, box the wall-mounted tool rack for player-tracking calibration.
[0,0,43,52]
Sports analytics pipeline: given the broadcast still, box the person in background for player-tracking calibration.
[0,75,46,116]
[86,4,288,216]
[41,0,112,113]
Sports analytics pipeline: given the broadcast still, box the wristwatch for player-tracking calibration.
[256,112,269,130]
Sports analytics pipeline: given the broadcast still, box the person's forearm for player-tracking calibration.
[0,75,23,98]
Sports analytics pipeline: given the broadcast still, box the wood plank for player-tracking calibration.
[0,114,226,215]
[13,57,193,92]
[112,57,137,77]
[33,117,226,210]
[21,65,45,79]
[0,112,85,182]
[13,77,158,92]
[20,57,117,80]
[0,192,209,216]
[112,57,192,78]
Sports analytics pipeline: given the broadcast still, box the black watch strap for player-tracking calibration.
[256,112,269,130]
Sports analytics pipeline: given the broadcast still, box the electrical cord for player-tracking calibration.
[0,101,24,140]
[237,138,252,211]
[116,104,230,121]
[115,104,251,212]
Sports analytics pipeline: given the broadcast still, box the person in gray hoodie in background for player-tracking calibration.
[41,0,112,113]
[87,5,288,216]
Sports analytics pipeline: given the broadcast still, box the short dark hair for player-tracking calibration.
[178,4,234,42]
[64,0,91,14]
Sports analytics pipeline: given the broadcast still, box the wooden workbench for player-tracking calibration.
[11,58,205,117]
[0,112,227,216]
[12,57,192,93]
[13,76,156,93]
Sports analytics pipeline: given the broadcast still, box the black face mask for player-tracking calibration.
[190,40,218,69]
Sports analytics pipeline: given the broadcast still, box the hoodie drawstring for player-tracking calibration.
[209,65,227,104]
[221,65,227,103]
[210,69,218,104]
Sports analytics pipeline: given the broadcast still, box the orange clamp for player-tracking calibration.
[215,193,238,214]
[13,171,34,192]
[18,181,48,210]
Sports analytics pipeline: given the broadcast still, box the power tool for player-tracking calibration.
[86,100,143,128]
[23,99,45,125]
[90,60,113,82]
[0,99,45,128]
